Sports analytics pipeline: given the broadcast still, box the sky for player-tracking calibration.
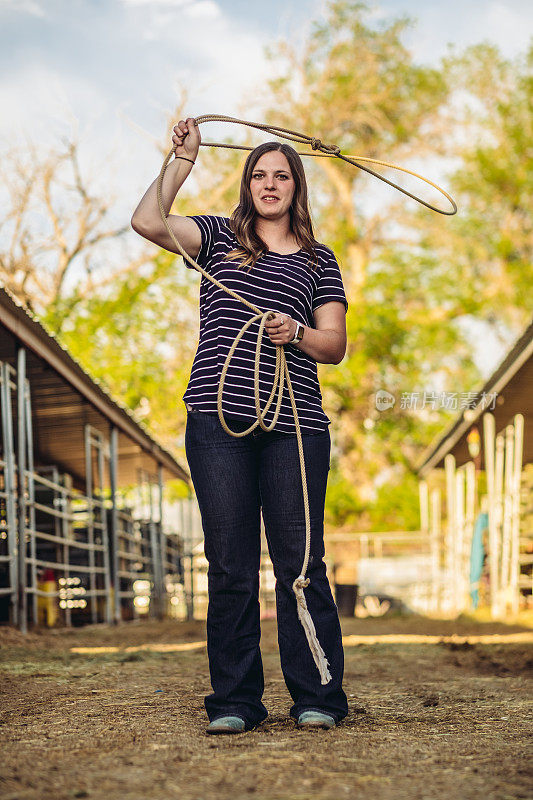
[1,0,531,173]
[0,0,531,373]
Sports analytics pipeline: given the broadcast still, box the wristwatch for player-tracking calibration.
[290,321,305,344]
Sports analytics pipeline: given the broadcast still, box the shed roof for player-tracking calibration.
[0,286,191,488]
[416,317,533,477]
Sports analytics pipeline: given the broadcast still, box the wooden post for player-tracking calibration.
[454,468,463,611]
[510,415,524,614]
[429,487,441,614]
[501,425,514,610]
[483,414,499,616]
[419,480,429,534]
[494,430,505,616]
[463,461,477,611]
[445,454,456,613]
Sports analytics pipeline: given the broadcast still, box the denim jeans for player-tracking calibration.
[184,408,348,729]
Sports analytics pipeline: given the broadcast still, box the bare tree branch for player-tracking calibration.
[0,136,129,312]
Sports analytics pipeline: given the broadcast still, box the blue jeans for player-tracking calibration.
[184,409,348,730]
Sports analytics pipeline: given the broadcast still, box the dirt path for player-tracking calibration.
[1,612,532,800]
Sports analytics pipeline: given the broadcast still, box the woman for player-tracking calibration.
[131,117,349,734]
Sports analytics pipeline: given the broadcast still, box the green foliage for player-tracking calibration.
[371,472,421,531]
[44,250,198,462]
[325,470,366,529]
[404,40,533,325]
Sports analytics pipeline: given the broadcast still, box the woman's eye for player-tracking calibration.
[252,173,289,180]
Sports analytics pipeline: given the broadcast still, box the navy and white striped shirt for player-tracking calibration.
[182,215,348,434]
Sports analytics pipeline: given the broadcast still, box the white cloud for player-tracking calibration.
[120,0,221,13]
[184,1,221,19]
[0,64,106,149]
[116,0,273,120]
[0,0,45,16]
[485,1,532,54]
[120,0,188,6]
[120,0,222,20]
[397,0,533,65]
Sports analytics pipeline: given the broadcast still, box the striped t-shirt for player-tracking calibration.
[182,215,348,434]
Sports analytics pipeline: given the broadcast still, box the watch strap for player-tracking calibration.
[290,321,303,344]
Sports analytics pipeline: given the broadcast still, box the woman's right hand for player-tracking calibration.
[172,118,201,161]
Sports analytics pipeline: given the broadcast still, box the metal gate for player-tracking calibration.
[0,360,18,626]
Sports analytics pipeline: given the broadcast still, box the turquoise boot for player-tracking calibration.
[297,711,336,730]
[206,716,246,735]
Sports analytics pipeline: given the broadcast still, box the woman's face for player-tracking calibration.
[249,151,296,220]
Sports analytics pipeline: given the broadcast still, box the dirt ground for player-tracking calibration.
[1,610,532,800]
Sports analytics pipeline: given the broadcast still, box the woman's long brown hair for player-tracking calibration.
[222,142,319,272]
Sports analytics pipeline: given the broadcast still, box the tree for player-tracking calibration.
[0,136,139,327]
[403,41,533,332]
[262,1,531,530]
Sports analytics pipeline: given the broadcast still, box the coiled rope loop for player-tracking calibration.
[157,115,457,685]
[192,114,458,215]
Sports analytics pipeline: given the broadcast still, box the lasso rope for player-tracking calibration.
[157,114,457,684]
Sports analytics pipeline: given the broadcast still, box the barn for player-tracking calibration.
[416,317,533,616]
[0,286,194,632]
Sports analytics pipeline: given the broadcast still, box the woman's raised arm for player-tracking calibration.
[130,117,202,258]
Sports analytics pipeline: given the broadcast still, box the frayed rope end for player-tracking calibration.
[292,576,332,685]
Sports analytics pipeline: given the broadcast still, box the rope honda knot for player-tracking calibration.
[310,137,341,156]
[293,575,310,591]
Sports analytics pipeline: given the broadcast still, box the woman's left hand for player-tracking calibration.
[264,313,297,345]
